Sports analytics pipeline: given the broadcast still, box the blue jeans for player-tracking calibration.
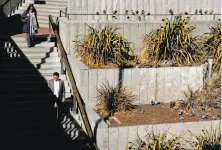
[26,33,31,47]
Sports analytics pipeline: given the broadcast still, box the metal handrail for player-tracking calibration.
[1,0,24,17]
[48,15,99,150]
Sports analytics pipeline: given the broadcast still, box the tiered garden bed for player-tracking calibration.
[62,13,221,150]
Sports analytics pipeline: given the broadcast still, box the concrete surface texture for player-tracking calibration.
[67,0,221,21]
[68,54,206,107]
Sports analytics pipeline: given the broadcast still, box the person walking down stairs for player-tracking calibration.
[21,4,39,47]
[48,72,66,120]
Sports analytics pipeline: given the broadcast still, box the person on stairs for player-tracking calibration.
[48,72,66,120]
[21,4,39,47]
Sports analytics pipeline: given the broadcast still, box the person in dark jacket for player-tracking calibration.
[21,4,39,47]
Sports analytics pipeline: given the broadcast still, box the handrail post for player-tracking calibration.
[47,16,51,42]
[73,95,77,114]
[60,54,64,75]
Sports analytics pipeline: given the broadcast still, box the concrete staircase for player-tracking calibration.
[0,36,96,150]
[12,0,68,28]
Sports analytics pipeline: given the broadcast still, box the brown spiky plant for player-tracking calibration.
[94,81,137,118]
[75,26,135,68]
[202,22,221,72]
[141,14,205,67]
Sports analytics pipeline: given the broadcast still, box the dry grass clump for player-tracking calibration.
[127,127,221,150]
[187,127,221,150]
[126,131,184,150]
[74,26,135,68]
[202,22,221,72]
[172,72,221,117]
[94,81,137,118]
[140,14,205,67]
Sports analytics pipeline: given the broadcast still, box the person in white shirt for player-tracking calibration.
[48,72,65,119]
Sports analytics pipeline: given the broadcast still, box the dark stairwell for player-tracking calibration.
[0,16,97,150]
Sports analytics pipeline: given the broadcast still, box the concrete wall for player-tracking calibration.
[68,53,206,107]
[84,107,220,150]
[59,17,217,56]
[67,0,221,21]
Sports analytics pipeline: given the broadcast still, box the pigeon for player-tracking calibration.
[141,10,145,14]
[136,10,139,14]
[195,9,198,14]
[209,10,214,14]
[169,9,174,15]
[199,9,203,15]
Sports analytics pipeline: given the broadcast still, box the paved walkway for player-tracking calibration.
[13,28,51,37]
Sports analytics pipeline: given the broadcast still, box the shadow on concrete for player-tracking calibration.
[0,36,96,150]
[0,14,24,36]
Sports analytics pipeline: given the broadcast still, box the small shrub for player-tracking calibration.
[188,127,221,150]
[140,14,205,67]
[75,26,135,68]
[94,81,137,118]
[126,131,184,150]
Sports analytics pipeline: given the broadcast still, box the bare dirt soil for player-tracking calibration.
[107,104,221,127]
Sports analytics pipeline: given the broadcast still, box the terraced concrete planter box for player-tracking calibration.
[59,17,217,55]
[85,106,220,150]
[68,55,205,107]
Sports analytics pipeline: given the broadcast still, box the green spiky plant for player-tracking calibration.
[140,14,205,67]
[187,127,221,150]
[126,131,184,150]
[75,26,135,68]
[202,22,221,72]
[94,81,137,118]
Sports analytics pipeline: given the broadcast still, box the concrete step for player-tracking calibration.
[37,15,57,21]
[30,57,61,63]
[1,79,68,86]
[6,51,59,58]
[21,4,67,9]
[7,55,59,62]
[25,0,68,3]
[17,7,62,13]
[0,56,60,64]
[16,42,55,48]
[23,1,67,6]
[38,63,61,69]
[5,47,57,53]
[0,74,67,81]
[24,51,59,57]
[4,40,55,48]
[0,92,72,99]
[0,86,71,93]
[13,10,61,17]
